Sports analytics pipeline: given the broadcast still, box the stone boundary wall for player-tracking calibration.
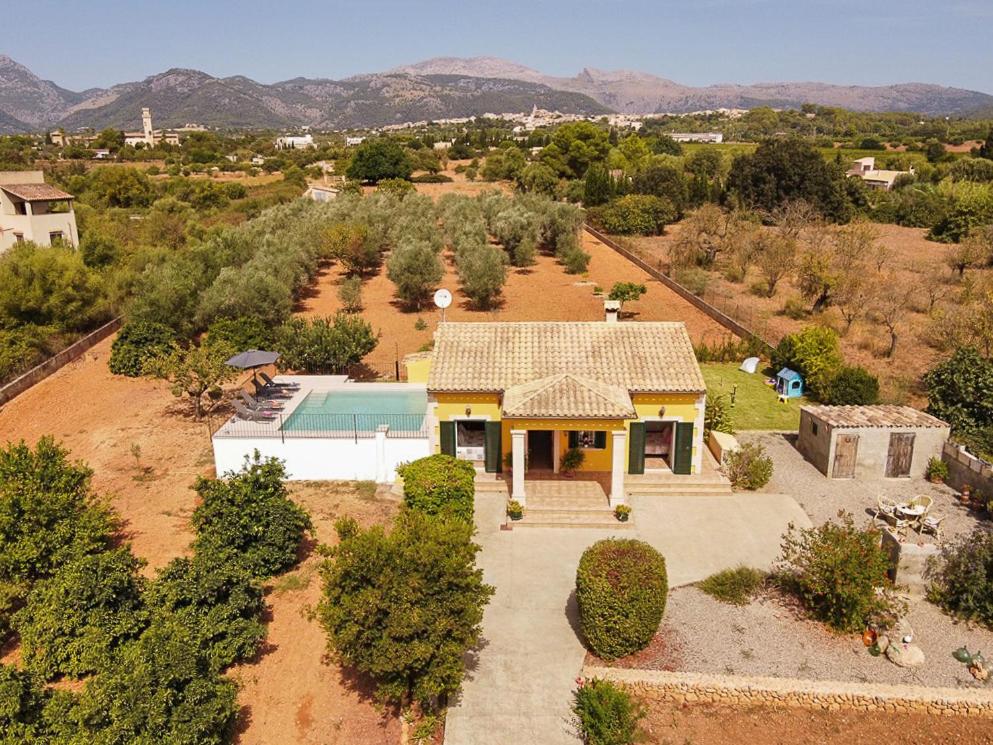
[942,442,993,497]
[0,317,122,407]
[582,665,993,717]
[583,224,776,354]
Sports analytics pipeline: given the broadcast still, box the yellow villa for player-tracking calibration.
[408,321,707,506]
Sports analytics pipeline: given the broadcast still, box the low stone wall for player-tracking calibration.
[0,317,123,407]
[943,442,993,496]
[582,666,993,717]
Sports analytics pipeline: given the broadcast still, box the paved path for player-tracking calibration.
[444,491,810,745]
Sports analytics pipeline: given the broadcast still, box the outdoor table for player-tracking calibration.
[897,503,926,518]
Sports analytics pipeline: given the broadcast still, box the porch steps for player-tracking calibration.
[513,481,629,529]
[624,476,732,498]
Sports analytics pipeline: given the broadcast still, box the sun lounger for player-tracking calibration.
[239,390,284,411]
[233,401,277,422]
[252,377,293,399]
[260,372,300,390]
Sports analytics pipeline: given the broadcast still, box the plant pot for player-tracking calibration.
[929,476,944,485]
[509,513,523,521]
[862,628,877,647]
[616,513,629,523]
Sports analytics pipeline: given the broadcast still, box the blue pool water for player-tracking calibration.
[282,388,427,433]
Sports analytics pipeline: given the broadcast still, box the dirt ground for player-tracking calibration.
[0,340,401,744]
[297,229,733,378]
[623,221,972,403]
[640,699,993,745]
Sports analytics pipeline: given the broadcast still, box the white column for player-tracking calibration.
[693,394,706,474]
[511,429,526,504]
[610,429,627,507]
[552,430,561,474]
[375,425,389,484]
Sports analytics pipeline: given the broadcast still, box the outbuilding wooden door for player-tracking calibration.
[672,423,694,475]
[885,433,915,478]
[832,434,859,478]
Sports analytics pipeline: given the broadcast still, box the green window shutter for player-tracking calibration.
[440,421,456,456]
[594,431,607,449]
[673,422,694,475]
[628,422,645,474]
[568,431,578,449]
[484,422,502,473]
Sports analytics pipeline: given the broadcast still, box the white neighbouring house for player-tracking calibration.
[0,171,79,253]
[345,136,366,147]
[275,134,316,150]
[669,132,724,143]
[847,157,913,191]
[304,184,340,202]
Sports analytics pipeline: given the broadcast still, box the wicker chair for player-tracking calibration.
[920,514,945,542]
[873,495,911,532]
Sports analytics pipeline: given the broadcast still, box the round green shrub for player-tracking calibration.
[927,527,993,628]
[572,677,645,745]
[576,539,668,660]
[397,454,475,522]
[109,321,175,377]
[823,365,880,405]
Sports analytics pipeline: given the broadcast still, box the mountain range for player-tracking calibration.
[2,54,992,135]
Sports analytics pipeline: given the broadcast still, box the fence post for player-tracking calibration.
[280,413,285,444]
[353,413,358,444]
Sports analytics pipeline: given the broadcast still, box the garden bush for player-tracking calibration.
[572,678,645,745]
[776,513,896,633]
[192,455,312,579]
[723,442,773,490]
[108,321,176,377]
[145,555,266,672]
[822,365,880,405]
[205,315,274,352]
[275,313,378,374]
[698,566,765,606]
[590,195,676,235]
[927,527,993,628]
[576,539,668,660]
[318,511,493,707]
[14,547,148,679]
[397,454,476,522]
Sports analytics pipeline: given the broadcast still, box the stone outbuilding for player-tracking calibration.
[797,405,950,480]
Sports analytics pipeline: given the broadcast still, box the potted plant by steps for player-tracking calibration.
[614,504,632,523]
[960,484,972,505]
[507,500,524,521]
[925,457,948,485]
[560,447,585,477]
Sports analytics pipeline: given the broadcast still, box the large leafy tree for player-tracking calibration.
[727,138,853,222]
[386,237,444,308]
[14,547,148,679]
[0,438,114,636]
[192,456,312,580]
[318,510,493,707]
[549,122,611,178]
[346,139,412,183]
[276,313,378,374]
[923,347,993,457]
[67,616,238,744]
[145,555,265,672]
[455,240,508,310]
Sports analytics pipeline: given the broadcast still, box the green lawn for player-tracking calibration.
[701,363,808,431]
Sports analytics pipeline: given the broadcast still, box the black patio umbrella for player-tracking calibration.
[225,350,281,388]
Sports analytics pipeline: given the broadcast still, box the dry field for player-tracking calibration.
[0,338,401,744]
[297,228,733,378]
[621,222,976,403]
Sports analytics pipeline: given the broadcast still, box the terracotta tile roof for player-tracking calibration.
[802,405,949,429]
[0,183,74,201]
[502,374,636,419]
[427,322,706,394]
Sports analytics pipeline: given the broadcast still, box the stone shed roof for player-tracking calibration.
[802,405,948,429]
[501,374,636,419]
[427,322,706,395]
[0,183,74,201]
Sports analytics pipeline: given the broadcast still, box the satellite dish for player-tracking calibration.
[433,289,452,309]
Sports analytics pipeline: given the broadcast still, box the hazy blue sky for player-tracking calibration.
[6,0,992,93]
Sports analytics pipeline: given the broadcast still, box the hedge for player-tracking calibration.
[576,539,668,660]
[108,320,175,377]
[397,454,475,522]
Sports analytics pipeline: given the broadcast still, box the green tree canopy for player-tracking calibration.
[192,456,312,580]
[276,314,378,374]
[923,347,993,457]
[346,139,413,183]
[318,510,493,707]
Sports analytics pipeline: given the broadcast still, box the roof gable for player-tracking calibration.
[502,374,636,419]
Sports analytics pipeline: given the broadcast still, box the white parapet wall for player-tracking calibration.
[212,433,430,482]
[707,430,740,465]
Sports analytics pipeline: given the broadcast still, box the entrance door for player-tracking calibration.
[644,422,674,470]
[672,422,694,475]
[832,434,859,478]
[528,430,554,471]
[455,420,486,462]
[885,433,915,478]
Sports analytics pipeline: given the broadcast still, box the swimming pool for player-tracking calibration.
[282,388,428,433]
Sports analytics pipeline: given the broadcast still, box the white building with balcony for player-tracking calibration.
[0,171,78,253]
[0,171,79,253]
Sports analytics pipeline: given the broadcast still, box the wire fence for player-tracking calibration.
[213,412,428,442]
